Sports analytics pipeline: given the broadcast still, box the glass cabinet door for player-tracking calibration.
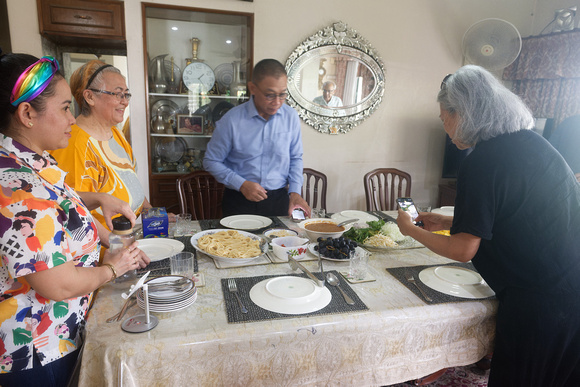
[142,3,253,209]
[143,4,253,176]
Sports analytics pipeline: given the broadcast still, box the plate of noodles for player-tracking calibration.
[190,229,268,264]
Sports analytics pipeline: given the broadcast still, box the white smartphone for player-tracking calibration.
[396,197,423,226]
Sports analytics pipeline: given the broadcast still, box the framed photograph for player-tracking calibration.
[177,114,204,134]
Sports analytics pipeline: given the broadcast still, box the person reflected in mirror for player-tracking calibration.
[203,59,311,217]
[397,65,580,387]
[0,52,146,387]
[548,114,580,182]
[49,60,163,250]
[313,81,343,107]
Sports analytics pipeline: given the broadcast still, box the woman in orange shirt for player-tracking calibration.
[51,61,151,247]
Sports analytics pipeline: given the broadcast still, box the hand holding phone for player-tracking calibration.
[291,208,306,222]
[396,197,424,227]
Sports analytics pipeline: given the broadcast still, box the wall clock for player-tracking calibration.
[182,62,216,93]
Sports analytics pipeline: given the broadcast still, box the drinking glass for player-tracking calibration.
[175,213,192,237]
[170,252,195,279]
[312,208,326,218]
[417,204,432,213]
[349,249,369,281]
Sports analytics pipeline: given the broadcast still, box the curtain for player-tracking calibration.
[342,60,359,105]
[503,30,580,126]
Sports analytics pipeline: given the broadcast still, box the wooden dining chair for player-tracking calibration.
[363,168,412,211]
[302,168,328,211]
[176,171,225,220]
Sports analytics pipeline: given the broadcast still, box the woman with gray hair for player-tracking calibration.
[398,65,580,386]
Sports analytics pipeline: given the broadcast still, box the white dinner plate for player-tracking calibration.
[331,210,379,225]
[190,229,267,264]
[137,239,185,262]
[137,291,197,312]
[250,277,332,314]
[431,207,455,216]
[220,215,272,230]
[265,276,319,304]
[307,243,364,262]
[418,266,495,299]
[142,276,196,301]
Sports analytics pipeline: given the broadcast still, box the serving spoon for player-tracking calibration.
[326,273,355,305]
[337,218,359,228]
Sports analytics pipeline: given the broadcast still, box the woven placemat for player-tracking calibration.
[221,270,368,323]
[199,216,288,234]
[386,262,496,304]
[137,236,198,277]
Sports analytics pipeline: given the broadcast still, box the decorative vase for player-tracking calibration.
[151,54,169,93]
[228,61,247,101]
[151,114,166,134]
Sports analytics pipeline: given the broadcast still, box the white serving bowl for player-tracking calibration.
[270,236,310,261]
[298,218,352,241]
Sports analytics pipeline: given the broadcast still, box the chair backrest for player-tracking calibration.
[302,168,328,211]
[176,171,225,220]
[363,168,412,211]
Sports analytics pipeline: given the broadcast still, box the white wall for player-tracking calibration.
[9,0,574,212]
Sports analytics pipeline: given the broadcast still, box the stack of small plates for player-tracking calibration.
[137,276,197,312]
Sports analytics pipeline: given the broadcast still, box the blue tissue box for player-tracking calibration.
[142,207,168,238]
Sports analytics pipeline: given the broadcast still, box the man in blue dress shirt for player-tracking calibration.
[203,59,311,217]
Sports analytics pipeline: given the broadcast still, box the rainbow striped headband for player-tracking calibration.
[10,56,60,107]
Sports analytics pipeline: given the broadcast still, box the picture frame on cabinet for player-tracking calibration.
[177,114,204,134]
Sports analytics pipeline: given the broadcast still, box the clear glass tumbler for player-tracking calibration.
[349,249,369,281]
[175,213,192,237]
[170,251,194,279]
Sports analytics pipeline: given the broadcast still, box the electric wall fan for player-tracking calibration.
[462,18,522,70]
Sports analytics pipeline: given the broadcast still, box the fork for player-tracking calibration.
[106,296,137,323]
[228,278,248,314]
[406,273,433,302]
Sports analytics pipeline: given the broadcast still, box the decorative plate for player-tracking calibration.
[214,63,234,91]
[155,137,187,163]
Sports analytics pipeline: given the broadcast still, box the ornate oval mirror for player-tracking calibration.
[286,22,385,134]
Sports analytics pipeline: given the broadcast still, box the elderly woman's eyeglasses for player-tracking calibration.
[440,74,452,90]
[89,89,132,102]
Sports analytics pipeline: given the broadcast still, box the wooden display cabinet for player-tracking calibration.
[142,3,253,209]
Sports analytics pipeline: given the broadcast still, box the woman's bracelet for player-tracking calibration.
[103,263,117,282]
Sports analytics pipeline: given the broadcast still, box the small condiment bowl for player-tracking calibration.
[298,218,352,241]
[270,236,309,261]
[263,228,299,240]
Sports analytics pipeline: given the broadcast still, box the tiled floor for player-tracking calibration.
[387,364,490,386]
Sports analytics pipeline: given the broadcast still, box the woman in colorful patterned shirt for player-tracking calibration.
[0,52,147,386]
[50,60,152,248]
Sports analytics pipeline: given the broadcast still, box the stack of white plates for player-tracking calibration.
[137,276,197,312]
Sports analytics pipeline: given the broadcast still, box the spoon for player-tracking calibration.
[326,273,355,305]
[337,218,359,228]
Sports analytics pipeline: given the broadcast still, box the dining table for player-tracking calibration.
[78,211,497,386]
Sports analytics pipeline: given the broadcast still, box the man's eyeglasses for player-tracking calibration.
[89,89,132,102]
[254,85,288,102]
[262,92,288,102]
[440,74,452,90]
